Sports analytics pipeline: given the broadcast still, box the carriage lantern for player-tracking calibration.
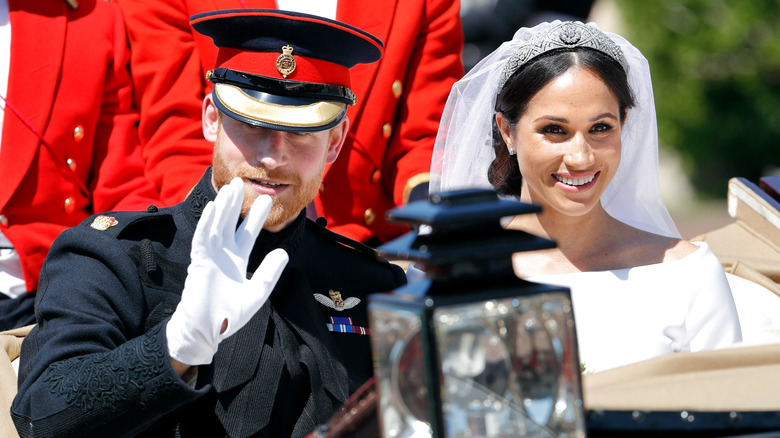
[368,188,587,438]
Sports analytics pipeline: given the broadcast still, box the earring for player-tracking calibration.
[507,145,516,156]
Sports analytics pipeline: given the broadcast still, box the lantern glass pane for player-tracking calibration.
[434,292,585,438]
[370,304,433,438]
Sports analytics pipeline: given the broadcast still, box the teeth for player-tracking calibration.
[555,174,594,186]
[256,180,282,188]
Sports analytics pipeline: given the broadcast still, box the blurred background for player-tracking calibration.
[459,0,780,238]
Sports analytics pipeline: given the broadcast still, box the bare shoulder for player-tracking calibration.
[627,227,699,264]
[662,237,700,262]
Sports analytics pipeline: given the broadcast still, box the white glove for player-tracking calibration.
[166,177,289,365]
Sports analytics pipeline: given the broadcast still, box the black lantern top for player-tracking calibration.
[379,188,555,283]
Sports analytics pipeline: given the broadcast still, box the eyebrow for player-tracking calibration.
[535,113,619,123]
[591,112,619,121]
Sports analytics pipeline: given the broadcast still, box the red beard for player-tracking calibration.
[212,148,321,231]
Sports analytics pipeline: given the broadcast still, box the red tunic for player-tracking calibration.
[0,0,161,292]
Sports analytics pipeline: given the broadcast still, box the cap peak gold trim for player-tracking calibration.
[215,83,346,129]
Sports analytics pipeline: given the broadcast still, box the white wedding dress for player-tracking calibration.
[527,241,742,373]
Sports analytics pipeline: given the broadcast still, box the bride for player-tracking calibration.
[429,21,741,373]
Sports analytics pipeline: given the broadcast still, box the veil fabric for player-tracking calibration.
[430,21,681,239]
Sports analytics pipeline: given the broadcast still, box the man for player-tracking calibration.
[11,10,406,437]
[0,0,161,330]
[116,0,464,245]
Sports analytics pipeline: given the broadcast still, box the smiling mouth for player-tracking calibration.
[554,173,596,186]
[248,178,285,188]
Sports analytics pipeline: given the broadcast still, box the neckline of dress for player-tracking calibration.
[527,241,709,279]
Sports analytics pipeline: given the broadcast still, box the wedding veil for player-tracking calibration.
[429,21,681,238]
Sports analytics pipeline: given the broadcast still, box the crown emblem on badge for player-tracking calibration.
[314,289,361,311]
[89,215,118,231]
[276,45,296,78]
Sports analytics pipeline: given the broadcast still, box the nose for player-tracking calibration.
[254,130,288,169]
[563,133,594,169]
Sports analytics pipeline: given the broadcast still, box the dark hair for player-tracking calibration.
[488,48,635,197]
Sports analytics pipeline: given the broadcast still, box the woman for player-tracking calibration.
[429,21,741,373]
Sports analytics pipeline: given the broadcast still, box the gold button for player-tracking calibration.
[66,158,77,171]
[392,80,402,98]
[382,123,392,139]
[73,125,85,142]
[63,197,75,214]
[319,183,325,194]
[0,215,7,227]
[371,169,381,184]
[364,208,376,226]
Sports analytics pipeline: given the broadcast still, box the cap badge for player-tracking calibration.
[90,215,118,231]
[314,289,361,311]
[276,45,296,78]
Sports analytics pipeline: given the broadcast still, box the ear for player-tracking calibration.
[495,112,513,148]
[203,94,219,142]
[325,118,349,165]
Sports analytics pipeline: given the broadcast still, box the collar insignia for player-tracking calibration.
[90,215,118,231]
[314,289,361,311]
[276,45,296,78]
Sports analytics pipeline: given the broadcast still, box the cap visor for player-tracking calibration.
[214,83,347,132]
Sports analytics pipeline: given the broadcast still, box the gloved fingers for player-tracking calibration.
[213,177,246,245]
[219,249,288,340]
[248,248,289,293]
[236,195,273,256]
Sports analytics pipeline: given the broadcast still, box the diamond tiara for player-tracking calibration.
[498,21,629,91]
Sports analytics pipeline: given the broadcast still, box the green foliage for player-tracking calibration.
[616,0,780,197]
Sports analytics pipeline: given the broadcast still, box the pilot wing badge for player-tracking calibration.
[313,289,361,311]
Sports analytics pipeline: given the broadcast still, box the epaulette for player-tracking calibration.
[306,218,389,264]
[80,204,171,240]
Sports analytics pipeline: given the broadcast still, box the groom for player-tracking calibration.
[12,9,406,438]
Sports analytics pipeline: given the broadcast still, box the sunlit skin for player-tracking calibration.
[170,95,347,378]
[496,66,697,276]
[203,94,346,232]
[498,67,622,220]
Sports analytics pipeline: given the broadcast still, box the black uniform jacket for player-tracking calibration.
[11,168,406,438]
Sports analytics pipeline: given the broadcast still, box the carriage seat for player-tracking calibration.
[693,176,780,346]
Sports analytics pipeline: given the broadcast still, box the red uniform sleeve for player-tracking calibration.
[117,0,214,205]
[384,0,463,206]
[88,2,161,213]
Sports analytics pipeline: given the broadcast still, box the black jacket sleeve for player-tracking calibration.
[11,223,206,438]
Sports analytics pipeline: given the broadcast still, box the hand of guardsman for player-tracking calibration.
[166,177,289,366]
